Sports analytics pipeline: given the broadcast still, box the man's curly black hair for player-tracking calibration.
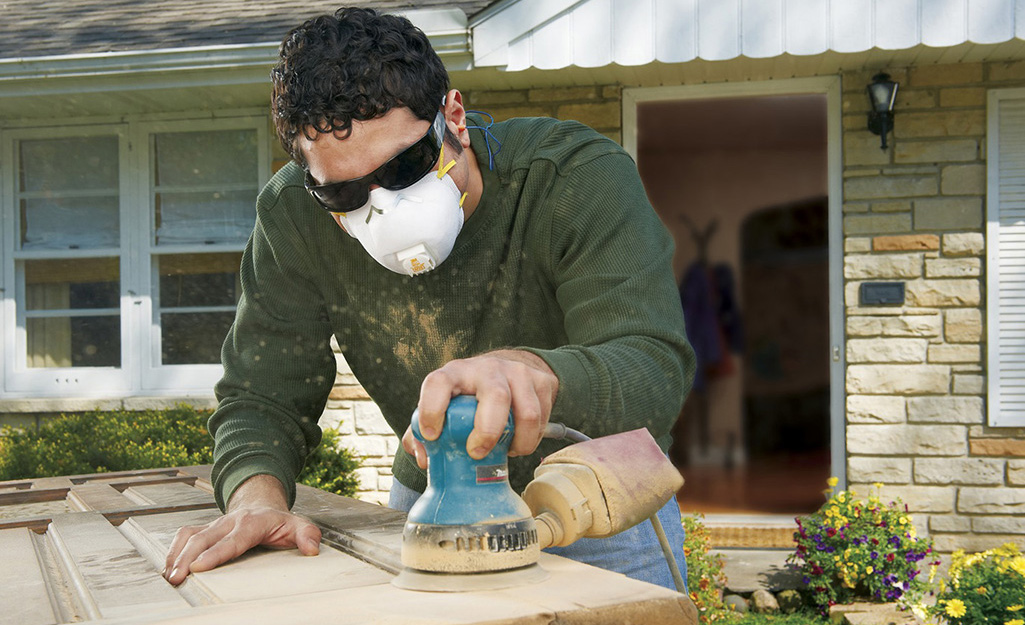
[271,7,450,165]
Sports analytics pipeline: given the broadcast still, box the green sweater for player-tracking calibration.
[210,116,696,511]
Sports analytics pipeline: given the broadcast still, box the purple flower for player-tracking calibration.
[870,551,878,560]
[889,535,901,547]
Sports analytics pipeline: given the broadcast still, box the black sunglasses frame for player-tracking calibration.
[304,111,447,214]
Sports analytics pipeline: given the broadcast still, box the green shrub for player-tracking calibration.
[296,427,360,497]
[787,479,937,615]
[925,543,1025,625]
[0,404,361,498]
[0,404,213,478]
[682,513,738,623]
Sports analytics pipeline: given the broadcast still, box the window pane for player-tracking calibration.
[155,190,256,245]
[24,257,120,369]
[19,136,120,251]
[154,130,257,186]
[161,312,235,365]
[156,253,240,365]
[153,129,257,246]
[21,196,120,250]
[20,136,118,192]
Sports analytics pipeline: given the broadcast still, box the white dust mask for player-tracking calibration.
[337,148,467,276]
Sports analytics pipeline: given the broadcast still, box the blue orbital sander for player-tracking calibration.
[391,395,687,593]
[392,395,547,591]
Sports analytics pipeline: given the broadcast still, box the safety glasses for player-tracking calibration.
[305,110,447,214]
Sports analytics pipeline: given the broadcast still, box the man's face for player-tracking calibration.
[300,99,480,230]
[301,107,436,214]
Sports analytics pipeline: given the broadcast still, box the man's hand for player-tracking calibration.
[403,350,559,467]
[162,474,321,586]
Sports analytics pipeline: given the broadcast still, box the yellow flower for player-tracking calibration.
[866,566,874,574]
[899,516,908,525]
[1002,557,1025,578]
[873,482,884,489]
[827,477,839,487]
[1009,605,1024,612]
[945,599,968,618]
[837,492,846,503]
[1006,619,1024,625]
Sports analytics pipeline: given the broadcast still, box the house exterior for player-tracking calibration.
[1,0,1023,554]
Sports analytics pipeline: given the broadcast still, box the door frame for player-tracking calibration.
[623,76,846,488]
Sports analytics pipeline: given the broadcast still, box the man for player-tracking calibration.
[163,7,695,590]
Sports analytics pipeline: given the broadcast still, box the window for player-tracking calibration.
[988,89,1025,426]
[1,116,268,397]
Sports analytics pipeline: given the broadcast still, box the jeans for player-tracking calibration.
[389,479,688,592]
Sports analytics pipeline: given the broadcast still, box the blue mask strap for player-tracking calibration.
[464,110,502,171]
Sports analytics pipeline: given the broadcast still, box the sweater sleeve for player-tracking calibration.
[209,185,337,511]
[521,152,696,447]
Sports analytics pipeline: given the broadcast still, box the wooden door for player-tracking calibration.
[0,465,697,625]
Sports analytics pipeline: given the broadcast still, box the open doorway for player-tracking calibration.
[635,93,832,515]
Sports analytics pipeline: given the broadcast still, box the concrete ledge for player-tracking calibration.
[715,548,803,594]
[0,396,217,414]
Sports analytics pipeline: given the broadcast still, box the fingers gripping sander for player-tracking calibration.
[393,396,547,591]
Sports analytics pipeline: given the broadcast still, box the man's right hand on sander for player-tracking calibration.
[403,349,559,469]
[162,474,321,586]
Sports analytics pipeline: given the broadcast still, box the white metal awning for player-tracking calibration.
[471,0,1025,70]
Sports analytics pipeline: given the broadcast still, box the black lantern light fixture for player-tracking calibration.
[866,72,899,150]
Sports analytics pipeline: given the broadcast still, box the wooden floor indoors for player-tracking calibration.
[676,452,831,516]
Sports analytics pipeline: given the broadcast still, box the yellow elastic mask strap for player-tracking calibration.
[436,141,457,179]
[459,192,468,207]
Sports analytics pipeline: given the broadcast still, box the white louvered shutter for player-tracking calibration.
[989,91,1025,425]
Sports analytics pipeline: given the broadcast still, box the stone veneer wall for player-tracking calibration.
[842,62,1025,552]
[317,86,624,504]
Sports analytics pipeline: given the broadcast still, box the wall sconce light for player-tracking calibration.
[867,72,899,150]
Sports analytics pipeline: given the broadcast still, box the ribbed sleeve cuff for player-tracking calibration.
[214,457,295,512]
[392,448,428,494]
[518,346,592,426]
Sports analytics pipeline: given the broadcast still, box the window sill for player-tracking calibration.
[0,395,217,414]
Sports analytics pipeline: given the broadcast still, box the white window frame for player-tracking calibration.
[135,117,269,392]
[1,113,269,399]
[988,88,1025,427]
[2,124,133,396]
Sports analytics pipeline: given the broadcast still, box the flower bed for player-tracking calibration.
[787,479,938,615]
[927,543,1025,625]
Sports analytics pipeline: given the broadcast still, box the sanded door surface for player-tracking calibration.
[0,465,697,625]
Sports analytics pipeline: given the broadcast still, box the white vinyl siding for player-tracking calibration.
[988,89,1025,426]
[1,115,268,398]
[472,0,1025,70]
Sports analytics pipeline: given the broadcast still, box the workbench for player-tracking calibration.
[0,466,698,625]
